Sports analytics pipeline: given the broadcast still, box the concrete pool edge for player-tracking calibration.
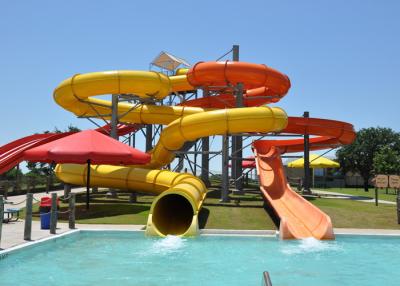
[334,228,400,236]
[2,227,400,255]
[0,229,80,257]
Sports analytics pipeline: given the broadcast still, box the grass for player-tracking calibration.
[19,185,400,230]
[318,187,398,202]
[312,198,400,229]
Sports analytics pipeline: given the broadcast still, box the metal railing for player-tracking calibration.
[261,271,273,286]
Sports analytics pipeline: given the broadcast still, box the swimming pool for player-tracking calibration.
[1,231,399,285]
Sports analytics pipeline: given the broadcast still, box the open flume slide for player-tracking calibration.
[252,117,355,239]
[0,124,138,175]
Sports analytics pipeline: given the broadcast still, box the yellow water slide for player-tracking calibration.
[53,70,288,236]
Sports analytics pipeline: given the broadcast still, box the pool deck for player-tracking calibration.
[1,187,400,251]
[0,220,145,250]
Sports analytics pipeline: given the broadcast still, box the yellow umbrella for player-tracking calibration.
[287,154,340,188]
[288,154,340,168]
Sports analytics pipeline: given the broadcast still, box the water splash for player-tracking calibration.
[149,235,186,255]
[280,237,340,255]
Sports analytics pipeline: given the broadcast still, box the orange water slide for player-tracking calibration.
[252,117,356,239]
[182,61,291,108]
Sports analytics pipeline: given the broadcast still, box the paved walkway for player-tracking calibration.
[0,220,145,250]
[3,187,87,210]
[313,189,396,205]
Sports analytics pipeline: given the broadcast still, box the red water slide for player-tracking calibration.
[0,124,139,174]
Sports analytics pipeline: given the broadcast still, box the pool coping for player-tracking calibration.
[2,227,400,256]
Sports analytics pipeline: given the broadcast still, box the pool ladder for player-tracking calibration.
[261,271,273,286]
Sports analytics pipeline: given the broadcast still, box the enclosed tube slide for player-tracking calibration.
[52,61,291,237]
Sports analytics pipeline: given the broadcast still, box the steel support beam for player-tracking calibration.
[233,83,244,193]
[201,87,211,187]
[145,124,153,152]
[221,135,230,202]
[201,137,211,187]
[231,45,244,193]
[110,94,119,140]
[303,111,311,193]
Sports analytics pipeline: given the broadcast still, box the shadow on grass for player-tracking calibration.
[198,207,210,229]
[57,203,150,220]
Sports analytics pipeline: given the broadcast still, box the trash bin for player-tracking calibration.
[39,197,60,229]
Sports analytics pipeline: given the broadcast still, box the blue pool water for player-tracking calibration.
[1,231,400,285]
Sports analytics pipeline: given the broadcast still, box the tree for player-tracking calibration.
[336,127,400,191]
[373,146,400,174]
[0,167,23,181]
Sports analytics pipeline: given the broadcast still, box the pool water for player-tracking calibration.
[1,231,400,285]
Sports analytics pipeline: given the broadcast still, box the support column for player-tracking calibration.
[303,111,311,194]
[15,164,20,192]
[50,193,57,234]
[0,195,3,247]
[194,142,198,176]
[145,124,153,152]
[131,132,136,148]
[110,94,119,140]
[69,193,76,229]
[233,82,244,193]
[109,94,119,197]
[63,183,71,198]
[231,45,244,193]
[24,193,33,240]
[221,135,230,202]
[201,88,210,187]
[201,137,211,187]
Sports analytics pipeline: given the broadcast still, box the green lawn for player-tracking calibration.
[19,186,400,230]
[318,187,398,202]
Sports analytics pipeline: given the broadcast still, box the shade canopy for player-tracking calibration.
[151,51,190,71]
[23,130,150,165]
[287,154,340,169]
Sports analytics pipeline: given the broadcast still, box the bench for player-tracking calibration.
[3,208,20,223]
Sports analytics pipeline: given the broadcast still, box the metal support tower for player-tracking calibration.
[303,111,311,193]
[201,88,211,187]
[233,82,244,192]
[109,94,120,197]
[110,94,119,140]
[221,135,230,202]
[145,124,153,152]
[231,45,244,193]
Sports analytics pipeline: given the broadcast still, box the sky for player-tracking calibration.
[1,1,399,172]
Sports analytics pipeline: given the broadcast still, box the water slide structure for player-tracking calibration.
[0,60,355,239]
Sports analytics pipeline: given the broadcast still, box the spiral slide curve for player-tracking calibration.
[53,61,291,237]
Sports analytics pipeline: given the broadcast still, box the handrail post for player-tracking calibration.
[262,271,273,286]
[23,193,33,240]
[69,193,76,229]
[0,195,4,247]
[50,193,57,234]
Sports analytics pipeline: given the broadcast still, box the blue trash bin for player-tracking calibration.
[40,211,51,229]
[39,206,51,229]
